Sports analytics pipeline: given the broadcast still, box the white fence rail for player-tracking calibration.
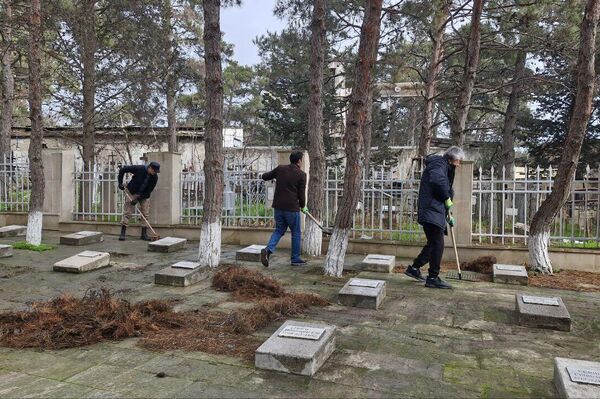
[0,157,30,212]
[73,162,137,223]
[472,165,600,249]
[2,158,599,249]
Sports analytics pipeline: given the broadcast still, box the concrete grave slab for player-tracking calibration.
[554,357,600,398]
[53,250,110,273]
[147,237,187,253]
[155,261,209,287]
[60,231,104,246]
[354,254,395,273]
[516,293,571,332]
[0,244,12,258]
[236,245,266,262]
[493,264,528,285]
[0,225,26,238]
[338,278,386,310]
[255,320,336,376]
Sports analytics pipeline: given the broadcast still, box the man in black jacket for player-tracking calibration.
[405,146,464,289]
[117,161,160,241]
[260,151,308,267]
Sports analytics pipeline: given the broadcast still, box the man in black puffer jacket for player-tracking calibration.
[405,146,465,289]
[117,161,160,241]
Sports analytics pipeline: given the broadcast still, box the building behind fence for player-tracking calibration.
[2,152,599,249]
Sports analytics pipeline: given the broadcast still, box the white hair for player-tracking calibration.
[444,146,465,161]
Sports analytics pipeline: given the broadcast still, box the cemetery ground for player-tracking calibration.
[0,232,599,397]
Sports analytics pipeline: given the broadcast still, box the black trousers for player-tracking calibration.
[413,223,445,278]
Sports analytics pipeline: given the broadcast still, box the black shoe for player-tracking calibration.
[140,227,151,241]
[119,226,126,241]
[260,248,270,267]
[404,265,425,281]
[425,276,453,289]
[291,259,307,267]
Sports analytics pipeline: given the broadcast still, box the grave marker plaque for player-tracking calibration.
[567,367,600,386]
[349,279,381,288]
[522,295,560,306]
[555,357,600,398]
[172,261,199,270]
[278,325,325,341]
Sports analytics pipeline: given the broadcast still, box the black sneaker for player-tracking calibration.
[260,248,270,267]
[404,265,425,281]
[425,276,453,289]
[291,259,307,267]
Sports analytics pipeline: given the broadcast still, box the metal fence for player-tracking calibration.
[323,165,424,241]
[181,160,274,227]
[0,156,30,212]
[73,162,136,223]
[472,165,600,249]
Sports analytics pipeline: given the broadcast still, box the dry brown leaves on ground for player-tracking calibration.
[529,270,600,293]
[0,266,329,359]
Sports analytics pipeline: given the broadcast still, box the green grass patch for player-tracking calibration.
[12,242,55,252]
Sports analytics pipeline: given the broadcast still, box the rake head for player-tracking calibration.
[445,270,485,282]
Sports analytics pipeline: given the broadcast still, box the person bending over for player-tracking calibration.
[405,146,465,289]
[260,151,308,267]
[117,161,160,241]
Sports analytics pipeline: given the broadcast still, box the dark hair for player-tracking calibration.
[290,151,303,164]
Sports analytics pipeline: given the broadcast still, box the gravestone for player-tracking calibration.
[352,254,395,273]
[516,293,571,332]
[338,278,386,310]
[554,357,600,398]
[0,244,12,258]
[60,231,104,246]
[0,225,26,238]
[147,237,187,253]
[53,251,110,273]
[255,320,336,376]
[493,264,528,285]
[155,261,209,287]
[236,245,266,262]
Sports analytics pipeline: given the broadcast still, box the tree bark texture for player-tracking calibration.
[450,0,483,146]
[198,0,224,268]
[501,49,527,178]
[303,0,327,257]
[418,0,448,158]
[1,0,14,161]
[164,0,177,152]
[528,0,600,274]
[324,0,383,277]
[81,0,97,168]
[26,0,44,245]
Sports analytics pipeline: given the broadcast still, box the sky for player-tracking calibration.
[221,1,286,66]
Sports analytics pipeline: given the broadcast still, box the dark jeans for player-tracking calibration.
[413,223,445,278]
[266,209,302,262]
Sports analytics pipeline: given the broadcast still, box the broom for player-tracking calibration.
[124,192,161,241]
[445,212,481,282]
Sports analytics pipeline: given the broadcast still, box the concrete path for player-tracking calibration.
[1,231,599,398]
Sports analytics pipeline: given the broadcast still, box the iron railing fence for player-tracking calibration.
[472,165,600,248]
[0,156,30,212]
[73,162,136,223]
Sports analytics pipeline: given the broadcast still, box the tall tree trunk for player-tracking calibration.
[324,0,383,277]
[417,0,448,158]
[1,0,14,161]
[528,0,600,274]
[81,0,96,168]
[303,0,327,257]
[26,0,44,245]
[450,0,483,146]
[164,0,177,152]
[198,0,224,268]
[501,49,527,178]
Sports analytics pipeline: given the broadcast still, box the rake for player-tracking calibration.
[304,211,333,236]
[124,192,161,241]
[445,215,480,282]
